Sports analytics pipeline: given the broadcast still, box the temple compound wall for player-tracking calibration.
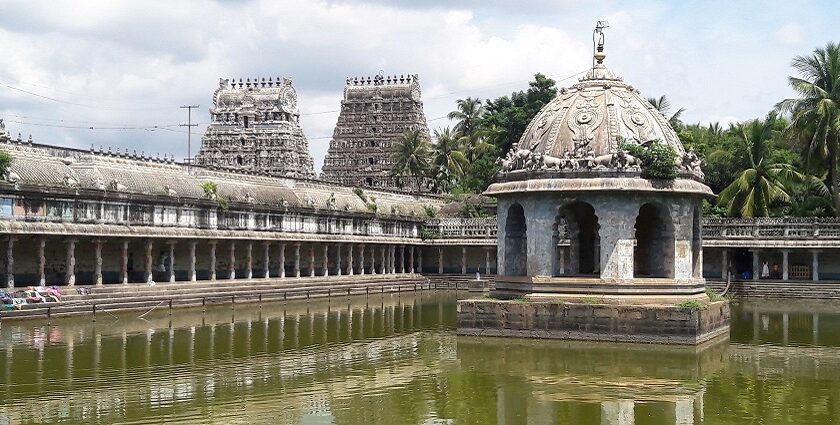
[194,77,315,178]
[320,74,431,192]
[0,139,444,288]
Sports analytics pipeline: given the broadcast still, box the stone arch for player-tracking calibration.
[691,205,702,278]
[556,201,600,276]
[504,203,527,276]
[634,202,675,278]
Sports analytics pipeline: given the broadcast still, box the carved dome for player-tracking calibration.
[519,61,685,160]
[487,33,711,196]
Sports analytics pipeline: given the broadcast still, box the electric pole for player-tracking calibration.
[180,105,199,170]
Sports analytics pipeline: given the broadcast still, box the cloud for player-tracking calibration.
[775,23,806,47]
[0,0,835,174]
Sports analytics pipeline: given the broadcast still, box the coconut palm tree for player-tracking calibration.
[391,130,433,192]
[776,42,840,216]
[717,114,821,217]
[447,97,484,137]
[431,127,468,191]
[647,94,686,129]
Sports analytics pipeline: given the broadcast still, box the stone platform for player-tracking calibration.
[457,298,730,345]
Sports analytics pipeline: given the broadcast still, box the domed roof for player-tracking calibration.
[520,61,684,160]
[493,32,705,188]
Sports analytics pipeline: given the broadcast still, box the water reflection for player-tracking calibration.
[1,295,840,424]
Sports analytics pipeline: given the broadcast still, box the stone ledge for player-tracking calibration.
[457,299,730,345]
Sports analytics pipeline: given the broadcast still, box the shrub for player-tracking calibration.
[622,140,678,180]
[705,288,725,302]
[0,151,11,178]
[423,205,438,218]
[420,227,441,240]
[677,300,706,311]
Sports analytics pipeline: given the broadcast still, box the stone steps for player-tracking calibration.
[706,280,840,299]
[0,275,430,321]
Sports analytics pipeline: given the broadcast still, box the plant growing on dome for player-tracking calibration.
[621,139,678,180]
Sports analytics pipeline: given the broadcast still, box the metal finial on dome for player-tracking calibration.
[593,20,609,67]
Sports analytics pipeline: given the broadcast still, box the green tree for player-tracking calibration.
[717,114,817,217]
[481,73,557,154]
[391,129,433,192]
[0,151,12,179]
[447,97,484,137]
[431,127,468,192]
[647,94,686,129]
[776,42,840,216]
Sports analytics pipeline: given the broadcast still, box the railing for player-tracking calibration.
[422,218,497,239]
[703,218,840,240]
[423,217,840,241]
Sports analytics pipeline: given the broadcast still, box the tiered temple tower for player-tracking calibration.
[194,77,315,178]
[321,73,430,191]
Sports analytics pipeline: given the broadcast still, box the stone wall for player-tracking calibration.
[457,299,730,345]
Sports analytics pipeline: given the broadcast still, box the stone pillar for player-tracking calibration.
[228,242,236,280]
[293,243,301,277]
[188,241,197,282]
[601,400,634,425]
[263,242,271,279]
[418,248,423,274]
[782,249,789,281]
[596,208,636,282]
[5,237,15,289]
[209,241,217,281]
[485,247,492,274]
[38,237,47,286]
[336,244,342,276]
[245,242,253,279]
[358,245,365,276]
[347,244,354,276]
[751,249,761,281]
[93,239,103,286]
[438,247,443,274]
[391,245,396,274]
[380,246,386,274]
[322,244,329,277]
[167,241,176,283]
[409,246,415,273]
[278,242,286,278]
[309,244,315,277]
[461,247,467,275]
[370,245,376,275]
[811,250,820,281]
[399,245,405,274]
[116,240,128,284]
[144,240,153,284]
[720,249,728,281]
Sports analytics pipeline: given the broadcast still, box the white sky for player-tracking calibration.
[0,0,835,173]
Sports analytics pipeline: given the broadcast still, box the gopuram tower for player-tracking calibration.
[320,73,431,191]
[458,23,730,345]
[194,77,315,178]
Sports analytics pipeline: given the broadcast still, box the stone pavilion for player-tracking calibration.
[458,24,730,344]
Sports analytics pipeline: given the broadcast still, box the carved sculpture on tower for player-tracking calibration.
[194,77,315,178]
[321,73,431,191]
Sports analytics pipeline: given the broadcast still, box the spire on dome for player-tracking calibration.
[592,20,609,68]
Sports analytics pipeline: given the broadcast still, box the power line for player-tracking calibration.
[179,105,199,170]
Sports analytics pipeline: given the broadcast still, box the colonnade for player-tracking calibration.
[719,248,822,281]
[1,237,426,288]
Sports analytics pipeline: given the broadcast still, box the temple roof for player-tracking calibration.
[0,141,439,218]
[212,77,299,116]
[518,53,684,161]
[491,24,707,192]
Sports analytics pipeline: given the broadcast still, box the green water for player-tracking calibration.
[1,293,840,424]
